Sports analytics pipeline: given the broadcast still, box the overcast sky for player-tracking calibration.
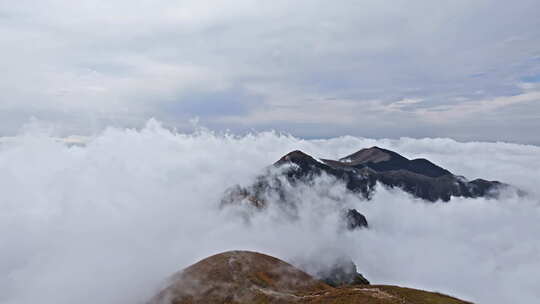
[1,0,540,143]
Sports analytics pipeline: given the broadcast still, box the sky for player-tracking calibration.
[1,0,540,143]
[1,124,539,304]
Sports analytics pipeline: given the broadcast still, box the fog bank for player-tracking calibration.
[1,120,538,304]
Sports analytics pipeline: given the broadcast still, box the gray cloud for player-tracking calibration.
[0,1,539,142]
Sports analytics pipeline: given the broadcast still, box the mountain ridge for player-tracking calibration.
[272,146,504,202]
[221,146,508,233]
[149,250,472,304]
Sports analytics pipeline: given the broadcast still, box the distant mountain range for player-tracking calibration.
[222,146,507,229]
[275,146,504,202]
[149,250,472,304]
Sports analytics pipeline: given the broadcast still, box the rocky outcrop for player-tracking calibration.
[313,257,370,286]
[344,209,368,230]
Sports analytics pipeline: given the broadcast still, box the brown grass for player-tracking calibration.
[149,251,473,304]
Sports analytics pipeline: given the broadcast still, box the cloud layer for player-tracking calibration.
[1,1,540,142]
[1,121,539,304]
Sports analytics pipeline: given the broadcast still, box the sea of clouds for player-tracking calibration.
[1,120,539,304]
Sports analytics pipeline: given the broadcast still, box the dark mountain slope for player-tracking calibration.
[220,146,507,234]
[336,146,451,178]
[274,146,504,202]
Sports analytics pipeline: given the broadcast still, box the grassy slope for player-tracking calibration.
[149,251,473,304]
[375,285,472,304]
[295,285,472,304]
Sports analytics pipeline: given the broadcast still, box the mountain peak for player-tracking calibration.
[274,150,324,169]
[339,146,397,164]
[278,150,313,162]
[338,147,452,178]
[149,250,328,303]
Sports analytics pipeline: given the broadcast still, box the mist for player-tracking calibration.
[1,120,538,304]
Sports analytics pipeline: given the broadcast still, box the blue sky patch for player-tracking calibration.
[522,74,540,83]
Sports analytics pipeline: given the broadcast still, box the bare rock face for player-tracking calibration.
[344,209,368,230]
[149,251,472,304]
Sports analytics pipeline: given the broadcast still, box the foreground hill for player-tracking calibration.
[149,251,471,304]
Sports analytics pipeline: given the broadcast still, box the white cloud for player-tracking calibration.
[386,98,424,110]
[0,122,539,304]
